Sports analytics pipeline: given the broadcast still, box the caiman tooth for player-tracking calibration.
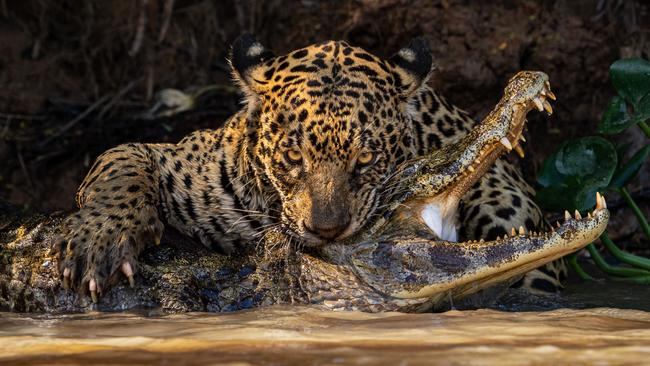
[574,210,582,220]
[547,90,556,100]
[543,99,553,114]
[587,212,592,218]
[511,227,517,236]
[514,145,525,158]
[556,221,561,228]
[500,137,513,151]
[496,236,501,240]
[602,194,607,209]
[519,226,525,236]
[479,239,485,242]
[533,97,545,112]
[564,210,571,221]
[468,165,476,173]
[596,192,604,210]
[545,81,556,100]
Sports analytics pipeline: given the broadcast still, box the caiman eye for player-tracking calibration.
[356,151,377,168]
[284,148,303,165]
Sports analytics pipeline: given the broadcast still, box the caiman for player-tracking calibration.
[0,71,609,313]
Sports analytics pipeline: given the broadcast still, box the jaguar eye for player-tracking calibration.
[284,148,303,165]
[356,151,376,167]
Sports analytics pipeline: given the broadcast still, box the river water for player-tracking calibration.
[2,279,650,366]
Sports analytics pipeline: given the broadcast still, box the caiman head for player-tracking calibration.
[272,71,609,312]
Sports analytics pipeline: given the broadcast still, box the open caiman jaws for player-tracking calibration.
[281,71,609,312]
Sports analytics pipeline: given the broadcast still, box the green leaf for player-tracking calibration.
[554,137,617,185]
[609,145,650,189]
[598,96,636,134]
[536,184,580,212]
[610,58,650,106]
[634,93,650,123]
[536,137,617,211]
[536,151,563,187]
[615,142,631,162]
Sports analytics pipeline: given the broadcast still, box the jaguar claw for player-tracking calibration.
[62,267,71,290]
[89,278,98,303]
[121,262,135,288]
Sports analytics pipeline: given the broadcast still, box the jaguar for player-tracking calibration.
[55,35,567,302]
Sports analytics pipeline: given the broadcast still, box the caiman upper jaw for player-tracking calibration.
[398,71,555,242]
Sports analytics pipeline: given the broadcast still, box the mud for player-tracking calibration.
[1,0,648,211]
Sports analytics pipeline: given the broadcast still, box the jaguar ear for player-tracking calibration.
[389,37,434,98]
[229,33,276,96]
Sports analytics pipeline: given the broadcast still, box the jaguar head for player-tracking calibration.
[230,35,433,246]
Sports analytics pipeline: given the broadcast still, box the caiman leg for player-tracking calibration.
[313,71,610,312]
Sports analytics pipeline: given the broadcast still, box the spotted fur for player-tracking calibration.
[57,35,564,296]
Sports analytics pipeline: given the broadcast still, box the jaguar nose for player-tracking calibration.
[304,217,351,240]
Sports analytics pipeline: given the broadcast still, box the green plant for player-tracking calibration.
[536,58,650,282]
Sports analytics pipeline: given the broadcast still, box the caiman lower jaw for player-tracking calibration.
[388,193,609,300]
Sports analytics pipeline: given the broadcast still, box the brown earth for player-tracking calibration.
[0,0,649,247]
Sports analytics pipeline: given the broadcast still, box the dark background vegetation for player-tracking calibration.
[0,0,648,249]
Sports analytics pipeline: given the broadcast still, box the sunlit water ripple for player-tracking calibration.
[2,279,650,365]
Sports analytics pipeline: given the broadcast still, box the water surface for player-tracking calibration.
[2,279,650,365]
